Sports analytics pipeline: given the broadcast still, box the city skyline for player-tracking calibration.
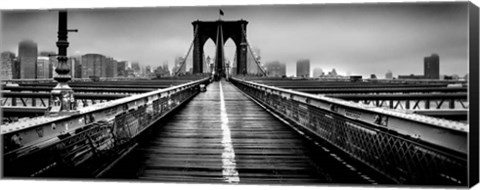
[1,2,469,77]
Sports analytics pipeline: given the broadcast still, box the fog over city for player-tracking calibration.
[0,1,476,186]
[1,2,469,77]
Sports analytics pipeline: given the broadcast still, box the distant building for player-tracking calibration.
[385,70,393,79]
[38,52,58,79]
[424,54,440,79]
[205,56,212,73]
[100,57,107,77]
[1,51,16,80]
[105,57,118,78]
[81,54,107,78]
[328,69,338,76]
[12,59,20,79]
[145,65,152,75]
[74,57,82,78]
[112,58,119,77]
[66,56,82,79]
[125,68,134,77]
[265,61,286,77]
[313,68,324,77]
[36,56,50,79]
[131,62,141,76]
[39,52,59,79]
[398,74,425,80]
[154,66,163,78]
[370,74,377,79]
[163,63,170,76]
[18,40,38,79]
[155,62,170,78]
[296,59,310,78]
[117,61,127,77]
[140,65,146,77]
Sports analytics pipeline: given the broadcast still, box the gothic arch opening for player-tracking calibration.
[224,38,237,76]
[203,38,216,73]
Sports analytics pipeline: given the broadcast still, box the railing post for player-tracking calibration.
[449,99,455,109]
[48,11,78,116]
[425,100,430,109]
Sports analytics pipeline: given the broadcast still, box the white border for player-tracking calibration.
[1,0,478,10]
[1,1,479,190]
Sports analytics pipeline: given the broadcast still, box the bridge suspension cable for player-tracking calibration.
[241,28,267,76]
[175,27,198,76]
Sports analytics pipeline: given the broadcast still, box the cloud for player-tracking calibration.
[1,2,469,77]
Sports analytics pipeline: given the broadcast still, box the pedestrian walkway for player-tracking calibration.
[102,79,371,184]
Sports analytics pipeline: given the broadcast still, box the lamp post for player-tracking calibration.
[48,11,78,116]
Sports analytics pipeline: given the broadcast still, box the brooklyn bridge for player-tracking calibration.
[1,10,470,186]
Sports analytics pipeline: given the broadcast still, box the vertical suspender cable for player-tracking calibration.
[241,29,267,76]
[175,27,198,76]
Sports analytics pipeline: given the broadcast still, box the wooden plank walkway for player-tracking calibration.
[102,80,374,184]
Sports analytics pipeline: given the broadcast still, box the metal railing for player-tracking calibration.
[231,77,468,185]
[1,77,152,85]
[2,77,210,177]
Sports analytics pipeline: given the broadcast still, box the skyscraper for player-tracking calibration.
[12,59,21,79]
[1,51,16,80]
[424,54,440,79]
[265,61,286,77]
[36,56,50,79]
[296,59,310,78]
[105,57,118,78]
[81,54,107,78]
[112,60,119,77]
[18,40,38,79]
[313,68,324,77]
[99,56,107,77]
[39,51,56,78]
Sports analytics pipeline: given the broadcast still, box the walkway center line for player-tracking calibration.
[219,81,240,183]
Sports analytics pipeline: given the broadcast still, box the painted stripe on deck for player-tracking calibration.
[219,81,240,183]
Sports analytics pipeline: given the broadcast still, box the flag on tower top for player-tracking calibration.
[219,9,224,16]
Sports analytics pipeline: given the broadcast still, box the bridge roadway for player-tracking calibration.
[101,80,379,184]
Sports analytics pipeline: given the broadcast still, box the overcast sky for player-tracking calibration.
[1,2,469,77]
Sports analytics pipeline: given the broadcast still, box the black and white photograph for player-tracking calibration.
[1,0,479,189]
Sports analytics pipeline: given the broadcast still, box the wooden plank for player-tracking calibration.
[101,80,375,184]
